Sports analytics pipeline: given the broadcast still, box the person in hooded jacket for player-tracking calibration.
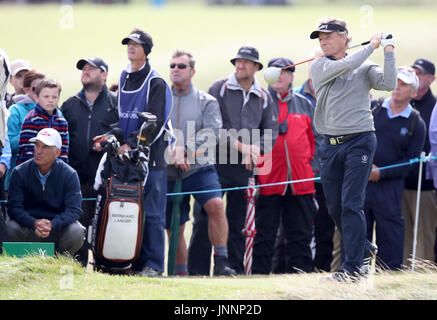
[253,57,318,274]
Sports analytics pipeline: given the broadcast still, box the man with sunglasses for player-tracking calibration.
[188,46,278,275]
[310,17,397,282]
[118,28,173,278]
[165,50,236,276]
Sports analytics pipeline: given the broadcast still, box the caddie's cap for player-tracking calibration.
[121,29,154,56]
[30,128,62,150]
[397,66,419,91]
[412,58,435,76]
[231,46,263,70]
[76,57,108,72]
[310,23,347,39]
[11,59,32,76]
[268,57,295,73]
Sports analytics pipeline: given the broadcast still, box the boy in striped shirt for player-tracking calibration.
[17,79,69,165]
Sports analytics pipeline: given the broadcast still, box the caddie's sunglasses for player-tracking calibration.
[170,63,188,69]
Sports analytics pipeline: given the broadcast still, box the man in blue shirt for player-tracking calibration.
[365,67,426,270]
[7,128,85,255]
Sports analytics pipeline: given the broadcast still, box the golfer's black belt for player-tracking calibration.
[324,133,362,145]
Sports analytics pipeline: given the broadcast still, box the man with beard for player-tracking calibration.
[60,57,119,266]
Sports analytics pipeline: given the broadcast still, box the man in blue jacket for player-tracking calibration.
[7,128,85,255]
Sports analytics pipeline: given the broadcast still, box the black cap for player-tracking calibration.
[412,58,435,76]
[77,57,108,72]
[122,29,154,56]
[268,57,295,72]
[230,46,263,70]
[310,23,347,39]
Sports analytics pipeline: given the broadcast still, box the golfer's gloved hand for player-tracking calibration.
[381,33,394,48]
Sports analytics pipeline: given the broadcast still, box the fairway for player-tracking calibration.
[1,2,437,101]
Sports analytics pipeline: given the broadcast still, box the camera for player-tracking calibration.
[278,120,288,135]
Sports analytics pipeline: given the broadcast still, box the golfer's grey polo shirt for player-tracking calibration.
[310,44,397,136]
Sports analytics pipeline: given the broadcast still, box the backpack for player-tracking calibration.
[371,97,420,137]
[90,154,146,274]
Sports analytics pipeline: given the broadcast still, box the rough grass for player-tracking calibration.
[1,255,437,300]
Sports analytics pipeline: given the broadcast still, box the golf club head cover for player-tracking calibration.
[381,33,394,48]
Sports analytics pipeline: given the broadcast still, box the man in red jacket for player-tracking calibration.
[253,57,318,274]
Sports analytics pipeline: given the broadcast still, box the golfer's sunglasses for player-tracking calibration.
[170,63,188,69]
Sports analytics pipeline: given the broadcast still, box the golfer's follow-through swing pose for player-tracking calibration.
[309,17,397,282]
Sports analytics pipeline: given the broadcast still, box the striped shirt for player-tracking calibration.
[17,104,69,165]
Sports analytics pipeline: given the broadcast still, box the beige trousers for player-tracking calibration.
[402,189,437,266]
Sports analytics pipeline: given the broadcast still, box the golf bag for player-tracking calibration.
[89,112,158,274]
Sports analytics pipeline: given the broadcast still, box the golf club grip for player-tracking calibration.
[361,34,392,46]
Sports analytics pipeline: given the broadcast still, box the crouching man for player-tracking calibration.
[7,128,85,256]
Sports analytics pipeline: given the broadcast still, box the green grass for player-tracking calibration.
[1,2,437,101]
[1,255,437,299]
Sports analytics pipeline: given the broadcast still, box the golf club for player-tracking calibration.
[263,34,393,85]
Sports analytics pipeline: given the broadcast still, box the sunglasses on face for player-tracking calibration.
[170,63,188,69]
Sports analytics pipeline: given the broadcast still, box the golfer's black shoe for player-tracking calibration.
[361,242,378,276]
[213,256,237,277]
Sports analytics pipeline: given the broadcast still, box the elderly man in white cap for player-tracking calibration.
[366,67,426,270]
[7,128,85,256]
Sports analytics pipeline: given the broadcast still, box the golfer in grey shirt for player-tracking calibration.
[309,17,396,282]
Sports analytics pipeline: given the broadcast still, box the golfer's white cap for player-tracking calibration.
[10,59,32,76]
[30,128,62,150]
[397,66,419,91]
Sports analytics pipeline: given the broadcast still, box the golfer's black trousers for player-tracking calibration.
[320,131,377,274]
